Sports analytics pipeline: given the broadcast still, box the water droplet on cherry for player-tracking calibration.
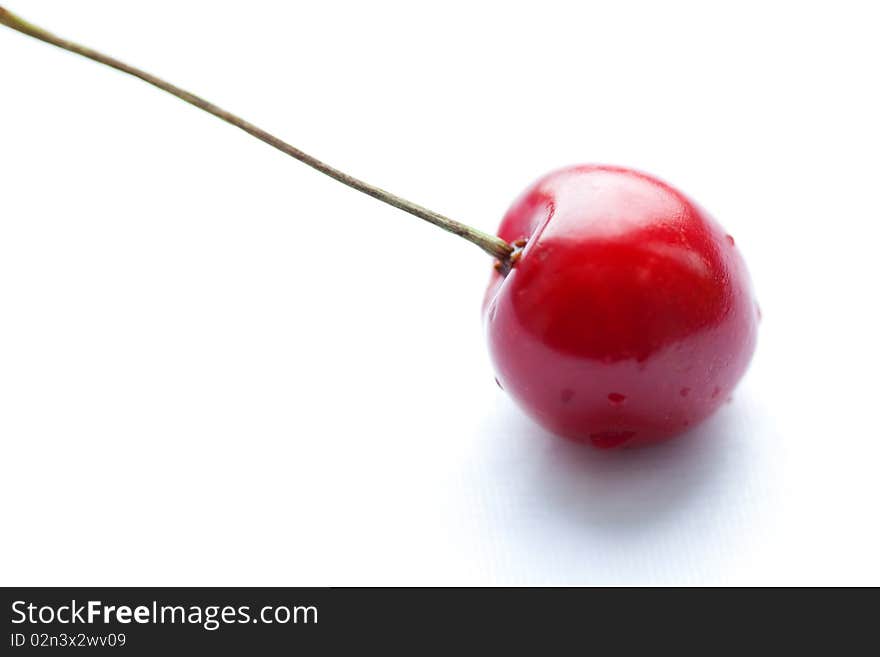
[589,430,636,448]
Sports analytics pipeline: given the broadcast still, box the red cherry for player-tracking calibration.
[2,12,759,451]
[484,165,758,448]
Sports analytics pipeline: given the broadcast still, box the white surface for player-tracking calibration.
[1,0,878,586]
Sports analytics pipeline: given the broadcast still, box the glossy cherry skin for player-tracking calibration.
[484,165,758,448]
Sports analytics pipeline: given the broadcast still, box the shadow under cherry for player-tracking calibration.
[516,404,746,535]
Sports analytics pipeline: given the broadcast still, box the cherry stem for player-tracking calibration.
[0,6,514,263]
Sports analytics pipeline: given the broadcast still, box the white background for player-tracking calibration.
[1,0,878,585]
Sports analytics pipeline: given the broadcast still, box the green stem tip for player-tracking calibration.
[0,5,514,263]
